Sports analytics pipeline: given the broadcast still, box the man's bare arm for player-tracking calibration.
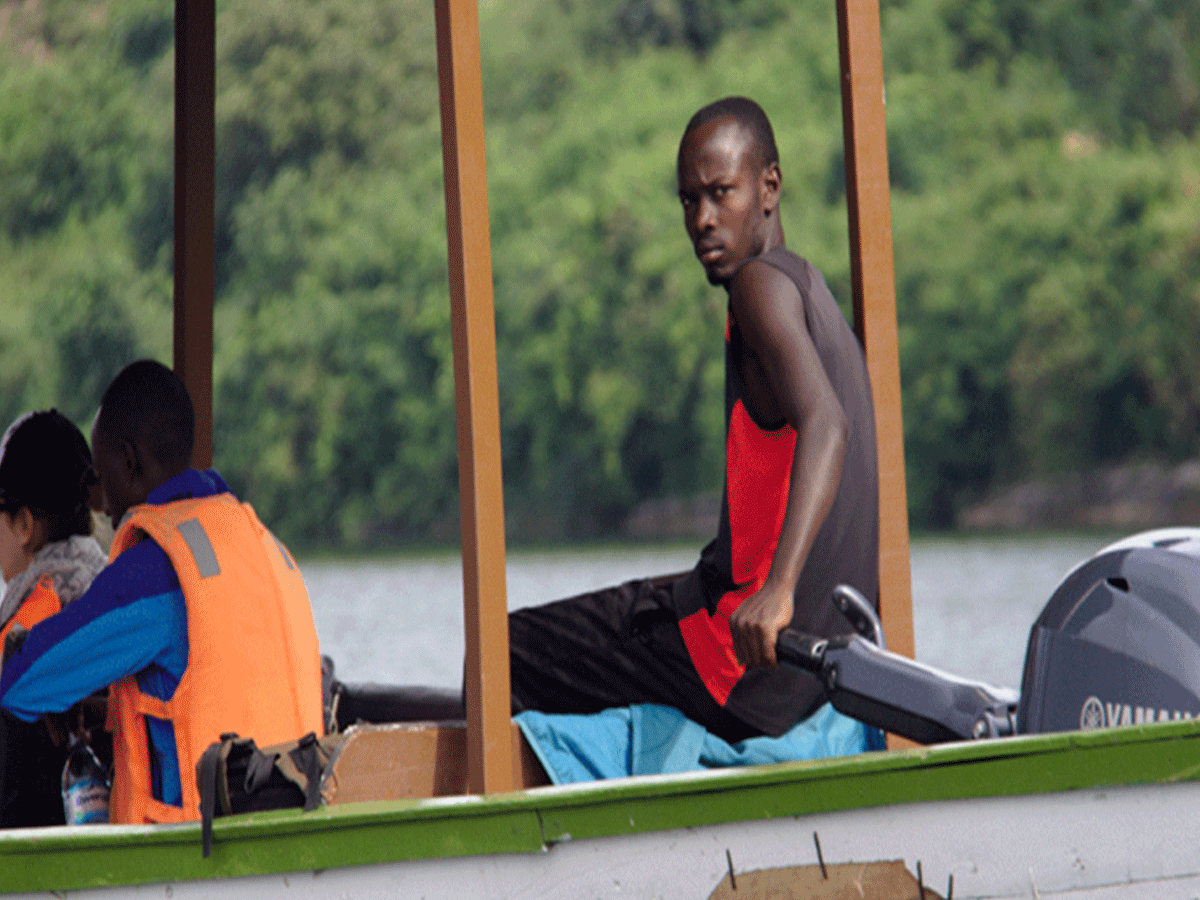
[726,259,848,669]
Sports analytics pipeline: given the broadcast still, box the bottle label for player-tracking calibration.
[64,779,110,825]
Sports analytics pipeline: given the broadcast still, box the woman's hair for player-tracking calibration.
[0,410,96,543]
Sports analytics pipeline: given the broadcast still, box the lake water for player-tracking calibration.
[302,533,1118,692]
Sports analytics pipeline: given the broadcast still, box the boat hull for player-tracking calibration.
[5,720,1200,898]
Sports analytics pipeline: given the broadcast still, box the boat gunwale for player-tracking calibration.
[4,718,1200,893]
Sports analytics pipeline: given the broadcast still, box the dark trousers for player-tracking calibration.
[509,576,762,744]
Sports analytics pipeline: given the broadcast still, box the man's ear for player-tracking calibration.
[117,438,143,482]
[761,162,781,216]
[88,475,104,513]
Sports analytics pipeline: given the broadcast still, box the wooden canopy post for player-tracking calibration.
[435,0,515,794]
[173,0,216,470]
[836,0,915,662]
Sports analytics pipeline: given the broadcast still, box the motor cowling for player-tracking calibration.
[1018,527,1200,735]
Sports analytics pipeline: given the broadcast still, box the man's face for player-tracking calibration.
[90,418,144,529]
[677,118,778,286]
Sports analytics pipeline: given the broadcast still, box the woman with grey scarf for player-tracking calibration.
[0,410,107,828]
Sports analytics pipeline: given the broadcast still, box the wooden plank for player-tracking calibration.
[836,0,914,665]
[322,721,549,805]
[433,0,514,794]
[706,861,936,900]
[173,0,216,470]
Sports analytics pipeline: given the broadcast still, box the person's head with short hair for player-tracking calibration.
[677,96,784,286]
[90,360,195,528]
[0,410,96,581]
[680,96,779,171]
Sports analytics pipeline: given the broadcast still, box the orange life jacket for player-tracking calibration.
[105,493,322,824]
[0,576,62,646]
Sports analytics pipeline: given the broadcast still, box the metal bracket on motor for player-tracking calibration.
[831,584,885,649]
[972,707,1017,739]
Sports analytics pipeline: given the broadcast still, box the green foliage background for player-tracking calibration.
[1,0,1197,545]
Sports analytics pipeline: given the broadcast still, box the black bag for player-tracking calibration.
[196,731,341,857]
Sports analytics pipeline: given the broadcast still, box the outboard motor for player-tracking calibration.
[1018,527,1200,734]
[778,527,1200,744]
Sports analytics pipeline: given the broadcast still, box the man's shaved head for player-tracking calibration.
[679,96,779,172]
[94,359,194,471]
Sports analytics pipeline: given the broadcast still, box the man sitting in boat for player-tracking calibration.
[0,360,323,824]
[510,97,878,744]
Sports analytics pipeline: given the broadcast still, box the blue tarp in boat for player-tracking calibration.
[516,702,881,785]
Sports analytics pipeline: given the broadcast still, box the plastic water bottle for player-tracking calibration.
[61,735,110,825]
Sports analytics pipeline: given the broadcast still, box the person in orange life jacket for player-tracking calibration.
[508,98,878,741]
[0,410,108,827]
[0,360,323,824]
[0,410,106,648]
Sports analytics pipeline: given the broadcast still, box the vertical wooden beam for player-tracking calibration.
[836,0,914,663]
[174,0,216,470]
[434,0,514,794]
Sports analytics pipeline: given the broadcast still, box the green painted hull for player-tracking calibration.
[3,718,1199,894]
